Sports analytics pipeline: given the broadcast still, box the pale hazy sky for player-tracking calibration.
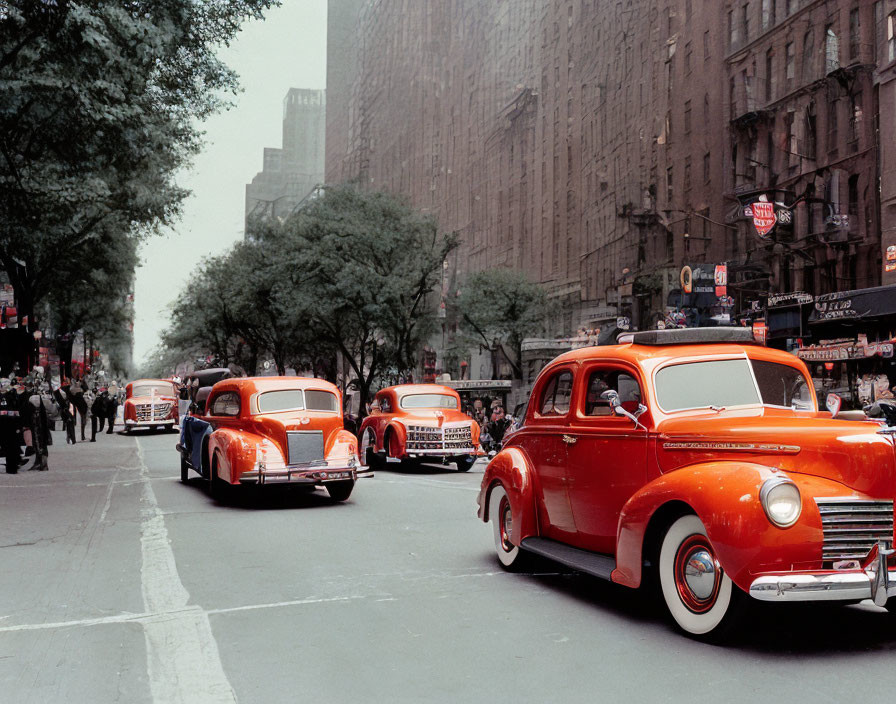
[133,0,328,367]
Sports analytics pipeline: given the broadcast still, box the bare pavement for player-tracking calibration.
[3,430,896,703]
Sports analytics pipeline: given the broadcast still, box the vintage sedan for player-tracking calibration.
[359,384,483,471]
[177,377,369,501]
[477,327,896,638]
[123,379,179,433]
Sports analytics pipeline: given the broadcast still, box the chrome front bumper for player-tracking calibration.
[750,542,896,606]
[239,464,373,485]
[126,418,176,426]
[405,447,481,458]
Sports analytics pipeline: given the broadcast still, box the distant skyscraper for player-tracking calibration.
[245,88,326,234]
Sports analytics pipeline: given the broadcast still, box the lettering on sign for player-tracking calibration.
[751,200,777,237]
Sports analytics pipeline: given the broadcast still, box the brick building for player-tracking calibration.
[326,0,896,365]
[245,88,326,230]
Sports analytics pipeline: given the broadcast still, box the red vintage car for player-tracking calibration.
[123,378,179,433]
[477,328,896,638]
[358,384,484,471]
[177,377,369,501]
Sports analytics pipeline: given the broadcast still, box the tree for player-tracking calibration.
[456,268,554,381]
[254,185,459,416]
[0,0,278,365]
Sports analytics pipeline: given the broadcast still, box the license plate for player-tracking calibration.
[325,471,351,480]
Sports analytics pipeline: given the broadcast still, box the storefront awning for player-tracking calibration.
[809,283,896,325]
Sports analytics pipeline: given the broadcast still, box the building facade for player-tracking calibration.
[326,0,896,368]
[246,88,326,229]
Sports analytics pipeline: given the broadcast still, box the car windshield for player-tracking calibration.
[256,389,339,414]
[654,358,815,412]
[133,383,175,397]
[399,393,458,410]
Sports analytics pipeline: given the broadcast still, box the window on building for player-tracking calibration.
[728,10,739,49]
[704,151,711,182]
[685,41,692,73]
[730,75,737,117]
[686,0,693,20]
[745,139,757,182]
[804,102,817,159]
[742,3,751,44]
[849,8,860,59]
[825,25,840,74]
[765,48,775,101]
[849,91,863,149]
[889,11,896,62]
[704,92,710,122]
[684,99,692,133]
[684,157,692,192]
[827,98,839,153]
[785,41,795,79]
[766,129,775,175]
[666,166,674,203]
[848,174,860,216]
[784,111,795,168]
[802,30,815,82]
[874,2,883,58]
[762,0,773,30]
[731,142,738,184]
[784,0,793,16]
[704,30,711,60]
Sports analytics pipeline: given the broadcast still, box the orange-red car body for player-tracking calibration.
[478,339,896,599]
[358,384,484,469]
[123,378,179,432]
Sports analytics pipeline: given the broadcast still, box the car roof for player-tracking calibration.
[546,341,804,372]
[379,384,459,397]
[209,376,340,397]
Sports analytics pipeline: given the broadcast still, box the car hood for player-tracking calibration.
[655,408,896,496]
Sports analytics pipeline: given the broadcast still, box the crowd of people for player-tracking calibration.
[465,398,513,454]
[0,367,123,474]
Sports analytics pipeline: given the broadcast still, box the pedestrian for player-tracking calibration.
[67,377,89,442]
[55,384,77,445]
[105,382,120,434]
[90,386,107,441]
[0,378,23,473]
[23,377,49,471]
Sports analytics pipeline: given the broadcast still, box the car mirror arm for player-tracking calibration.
[600,390,648,430]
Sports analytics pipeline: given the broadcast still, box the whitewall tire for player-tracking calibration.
[489,485,529,570]
[659,514,741,638]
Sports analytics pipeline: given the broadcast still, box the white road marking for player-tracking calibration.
[136,439,237,703]
[376,476,480,492]
[97,467,120,524]
[207,595,364,615]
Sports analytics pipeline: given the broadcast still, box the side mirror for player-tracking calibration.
[600,389,647,430]
[826,393,842,419]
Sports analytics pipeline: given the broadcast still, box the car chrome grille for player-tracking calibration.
[816,499,894,563]
[136,402,171,422]
[287,430,324,465]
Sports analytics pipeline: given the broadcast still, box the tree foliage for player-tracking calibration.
[0,0,278,369]
[456,268,554,380]
[162,185,459,415]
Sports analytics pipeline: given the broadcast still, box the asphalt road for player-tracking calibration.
[2,429,896,703]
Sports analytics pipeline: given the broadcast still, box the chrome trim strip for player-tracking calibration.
[662,441,800,454]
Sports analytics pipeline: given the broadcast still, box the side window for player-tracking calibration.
[209,391,240,417]
[539,370,574,416]
[585,370,642,416]
[380,397,392,413]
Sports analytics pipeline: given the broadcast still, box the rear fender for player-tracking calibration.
[477,447,538,546]
[385,422,407,457]
[613,461,830,592]
[207,429,261,485]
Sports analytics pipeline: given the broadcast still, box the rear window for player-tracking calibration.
[209,391,241,417]
[256,389,339,414]
[399,394,458,410]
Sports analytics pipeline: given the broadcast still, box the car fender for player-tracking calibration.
[477,447,539,545]
[327,428,359,462]
[612,460,841,592]
[207,428,258,484]
[384,421,408,456]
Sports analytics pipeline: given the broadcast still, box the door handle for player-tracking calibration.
[562,434,577,445]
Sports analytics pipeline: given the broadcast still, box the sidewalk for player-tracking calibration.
[0,429,153,703]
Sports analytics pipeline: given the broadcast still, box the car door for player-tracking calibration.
[564,363,650,555]
[513,364,578,542]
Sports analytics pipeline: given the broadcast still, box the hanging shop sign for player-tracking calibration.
[768,291,813,307]
[714,264,727,297]
[810,283,896,323]
[680,266,692,294]
[796,340,894,361]
[744,198,792,237]
[887,245,896,261]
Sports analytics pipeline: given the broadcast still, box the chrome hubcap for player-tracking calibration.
[683,549,716,600]
[499,497,513,551]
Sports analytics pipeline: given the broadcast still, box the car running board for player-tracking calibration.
[520,538,616,581]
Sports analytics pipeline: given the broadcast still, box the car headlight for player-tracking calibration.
[760,476,801,528]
